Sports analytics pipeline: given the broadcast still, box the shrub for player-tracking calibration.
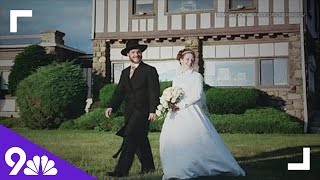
[92,74,108,102]
[210,107,303,134]
[59,119,76,130]
[150,118,164,132]
[203,83,212,92]
[99,84,117,108]
[109,116,125,132]
[99,84,124,116]
[8,45,56,95]
[0,117,25,128]
[74,108,106,130]
[95,116,125,132]
[206,87,263,114]
[16,62,87,129]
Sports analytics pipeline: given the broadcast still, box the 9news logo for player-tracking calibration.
[5,147,58,176]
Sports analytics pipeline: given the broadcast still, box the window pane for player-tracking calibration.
[260,59,274,86]
[274,58,288,85]
[230,0,253,9]
[113,63,124,83]
[1,71,10,90]
[204,60,255,86]
[168,0,214,12]
[135,0,153,15]
[145,60,180,81]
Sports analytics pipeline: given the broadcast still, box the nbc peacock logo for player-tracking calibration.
[24,155,58,175]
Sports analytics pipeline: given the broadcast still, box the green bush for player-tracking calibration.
[99,84,125,116]
[210,107,303,133]
[0,117,25,128]
[99,84,117,108]
[150,118,164,132]
[203,83,212,92]
[16,62,87,129]
[74,108,106,130]
[93,74,109,102]
[206,87,263,114]
[8,45,56,95]
[59,119,76,130]
[109,116,125,132]
[94,116,125,132]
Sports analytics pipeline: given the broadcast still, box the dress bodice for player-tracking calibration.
[172,69,204,109]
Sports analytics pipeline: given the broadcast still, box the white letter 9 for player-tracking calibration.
[5,147,26,175]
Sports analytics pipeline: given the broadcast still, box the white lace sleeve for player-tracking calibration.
[176,73,203,109]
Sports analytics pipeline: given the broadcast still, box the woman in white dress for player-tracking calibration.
[159,49,245,180]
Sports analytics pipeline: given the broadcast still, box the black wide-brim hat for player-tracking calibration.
[121,40,148,56]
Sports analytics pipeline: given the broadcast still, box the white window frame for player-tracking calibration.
[133,0,154,15]
[166,0,215,13]
[259,58,289,87]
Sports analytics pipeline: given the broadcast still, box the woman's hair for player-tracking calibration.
[176,48,195,60]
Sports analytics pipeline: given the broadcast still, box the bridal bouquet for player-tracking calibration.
[156,87,184,120]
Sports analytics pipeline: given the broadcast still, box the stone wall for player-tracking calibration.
[92,40,110,81]
[185,37,203,74]
[262,33,304,120]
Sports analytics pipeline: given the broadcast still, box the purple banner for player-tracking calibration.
[0,125,97,180]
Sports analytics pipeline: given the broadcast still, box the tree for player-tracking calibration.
[8,45,56,95]
[16,62,87,129]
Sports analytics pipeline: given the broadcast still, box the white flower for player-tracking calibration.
[156,86,185,120]
[160,98,166,105]
[157,104,163,111]
[156,110,161,116]
[164,94,171,101]
[162,101,169,108]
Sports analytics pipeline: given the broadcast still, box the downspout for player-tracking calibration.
[300,0,308,133]
[91,0,96,40]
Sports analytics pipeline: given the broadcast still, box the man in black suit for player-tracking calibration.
[105,40,160,177]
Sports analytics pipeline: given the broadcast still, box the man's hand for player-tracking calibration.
[105,108,113,118]
[148,113,157,121]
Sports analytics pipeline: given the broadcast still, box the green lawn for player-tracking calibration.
[13,129,320,180]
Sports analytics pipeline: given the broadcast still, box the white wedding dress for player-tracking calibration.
[159,69,245,180]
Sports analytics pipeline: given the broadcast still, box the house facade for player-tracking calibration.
[0,30,91,117]
[91,0,317,131]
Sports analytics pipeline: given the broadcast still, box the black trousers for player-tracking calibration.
[114,134,155,174]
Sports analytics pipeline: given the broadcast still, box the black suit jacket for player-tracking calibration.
[108,62,160,137]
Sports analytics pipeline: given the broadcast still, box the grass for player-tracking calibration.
[10,129,320,180]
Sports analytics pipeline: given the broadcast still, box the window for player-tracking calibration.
[113,63,125,83]
[134,0,154,15]
[145,61,179,81]
[229,0,254,9]
[1,71,10,90]
[167,0,214,13]
[260,58,288,86]
[204,60,255,87]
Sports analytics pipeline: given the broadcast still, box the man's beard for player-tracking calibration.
[129,57,142,63]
